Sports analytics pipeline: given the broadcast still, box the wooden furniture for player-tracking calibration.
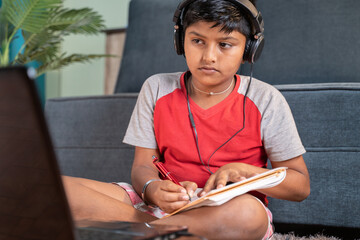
[103,28,126,95]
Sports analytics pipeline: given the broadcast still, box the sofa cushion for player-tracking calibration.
[269,83,360,230]
[45,94,138,182]
[115,0,186,93]
[241,0,360,85]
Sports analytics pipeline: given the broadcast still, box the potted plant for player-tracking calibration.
[0,0,108,77]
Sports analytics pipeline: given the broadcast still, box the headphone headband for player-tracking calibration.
[173,0,263,35]
[173,0,265,63]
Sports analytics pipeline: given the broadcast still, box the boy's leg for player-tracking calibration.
[62,177,271,238]
[62,176,157,223]
[152,194,270,240]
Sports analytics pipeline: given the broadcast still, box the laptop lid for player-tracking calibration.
[0,66,76,239]
[0,67,188,240]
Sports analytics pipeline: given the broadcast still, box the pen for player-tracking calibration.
[152,155,181,185]
[152,155,191,200]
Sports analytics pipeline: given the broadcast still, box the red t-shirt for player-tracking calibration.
[124,72,305,205]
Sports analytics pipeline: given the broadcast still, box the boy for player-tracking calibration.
[63,0,310,239]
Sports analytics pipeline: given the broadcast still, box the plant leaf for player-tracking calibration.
[2,0,62,33]
[36,53,116,76]
[0,8,8,46]
[48,7,105,35]
[1,0,110,74]
[15,30,62,65]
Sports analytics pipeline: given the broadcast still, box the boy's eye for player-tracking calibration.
[192,39,204,45]
[219,42,232,48]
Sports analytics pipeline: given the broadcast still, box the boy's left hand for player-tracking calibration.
[199,163,255,197]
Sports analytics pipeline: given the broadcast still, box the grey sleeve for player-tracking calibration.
[122,72,183,149]
[243,77,306,162]
[123,78,158,149]
[260,87,306,161]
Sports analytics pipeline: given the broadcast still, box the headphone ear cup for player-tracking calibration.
[243,34,265,63]
[243,39,252,63]
[174,25,184,55]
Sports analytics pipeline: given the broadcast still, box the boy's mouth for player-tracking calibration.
[199,66,218,74]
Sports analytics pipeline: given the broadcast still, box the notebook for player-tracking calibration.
[164,167,287,217]
[0,66,188,240]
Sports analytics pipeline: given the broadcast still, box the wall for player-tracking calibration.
[46,0,130,99]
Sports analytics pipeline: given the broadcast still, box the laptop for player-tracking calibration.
[0,67,188,240]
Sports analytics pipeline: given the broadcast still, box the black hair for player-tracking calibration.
[182,0,256,38]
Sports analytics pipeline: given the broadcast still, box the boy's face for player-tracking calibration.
[184,21,246,89]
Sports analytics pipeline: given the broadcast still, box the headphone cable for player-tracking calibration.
[186,63,254,174]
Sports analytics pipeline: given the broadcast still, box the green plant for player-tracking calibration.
[0,0,108,76]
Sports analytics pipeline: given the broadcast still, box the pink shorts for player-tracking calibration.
[114,182,274,239]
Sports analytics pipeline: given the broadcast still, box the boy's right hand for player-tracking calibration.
[146,180,196,213]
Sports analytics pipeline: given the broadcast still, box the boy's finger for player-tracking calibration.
[163,200,190,213]
[201,175,217,196]
[214,180,225,189]
[228,171,246,183]
[180,181,197,197]
[161,180,186,193]
[160,191,190,202]
[214,173,229,189]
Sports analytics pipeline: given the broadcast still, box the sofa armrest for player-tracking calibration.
[45,93,138,183]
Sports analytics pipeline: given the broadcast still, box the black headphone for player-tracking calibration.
[173,0,265,63]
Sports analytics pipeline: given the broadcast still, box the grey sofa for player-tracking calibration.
[45,0,360,238]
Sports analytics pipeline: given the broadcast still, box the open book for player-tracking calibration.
[163,167,287,218]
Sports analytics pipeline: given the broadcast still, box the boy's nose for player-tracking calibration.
[202,45,217,63]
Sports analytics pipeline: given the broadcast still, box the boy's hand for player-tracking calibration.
[146,180,197,213]
[199,163,254,197]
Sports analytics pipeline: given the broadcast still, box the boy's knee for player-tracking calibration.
[158,195,270,239]
[215,196,269,239]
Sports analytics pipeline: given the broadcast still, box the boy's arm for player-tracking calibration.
[200,155,310,202]
[265,155,310,201]
[131,146,194,213]
[130,146,160,197]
